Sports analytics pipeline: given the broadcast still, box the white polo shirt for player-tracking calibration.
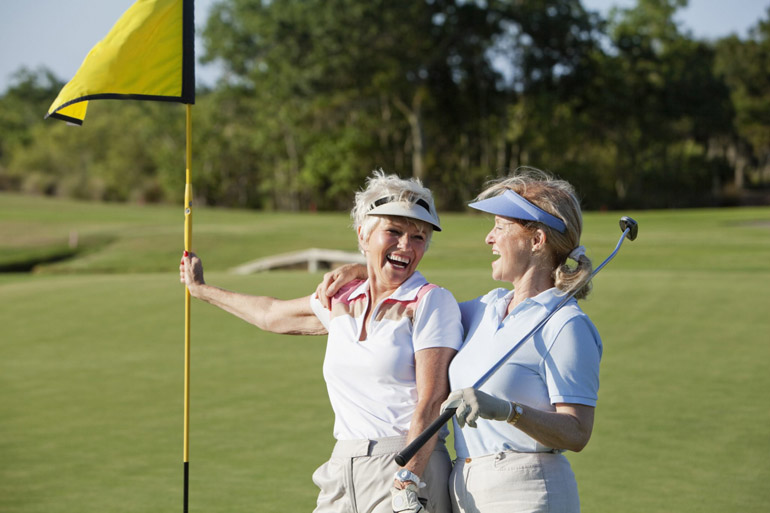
[449,287,602,457]
[310,271,463,441]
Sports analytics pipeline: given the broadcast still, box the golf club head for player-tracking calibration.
[619,216,638,241]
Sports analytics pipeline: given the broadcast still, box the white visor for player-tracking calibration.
[367,196,442,231]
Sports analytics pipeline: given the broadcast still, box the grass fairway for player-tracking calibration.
[1,193,769,512]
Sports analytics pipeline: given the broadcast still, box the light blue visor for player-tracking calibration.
[468,189,566,233]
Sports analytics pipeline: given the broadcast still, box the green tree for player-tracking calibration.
[2,1,758,211]
[575,0,734,207]
[0,68,64,188]
[200,0,604,209]
[5,97,186,202]
[715,9,770,192]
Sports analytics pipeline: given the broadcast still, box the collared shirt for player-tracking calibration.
[310,271,463,440]
[449,287,602,457]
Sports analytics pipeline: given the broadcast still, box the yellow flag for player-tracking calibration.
[46,0,195,125]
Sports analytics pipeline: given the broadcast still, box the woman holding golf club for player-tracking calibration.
[179,170,462,513]
[317,168,602,513]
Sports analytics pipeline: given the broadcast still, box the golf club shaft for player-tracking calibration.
[473,224,630,390]
[395,222,635,467]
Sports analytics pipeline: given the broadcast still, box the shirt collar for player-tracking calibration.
[531,287,568,310]
[500,287,568,316]
[349,271,428,303]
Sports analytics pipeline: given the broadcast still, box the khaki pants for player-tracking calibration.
[450,451,580,513]
[313,435,452,513]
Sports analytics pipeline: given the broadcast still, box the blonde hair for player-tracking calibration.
[351,169,438,252]
[476,167,593,299]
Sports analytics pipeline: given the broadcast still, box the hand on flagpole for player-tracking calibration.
[180,251,205,295]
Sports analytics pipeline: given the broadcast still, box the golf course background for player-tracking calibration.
[2,192,769,512]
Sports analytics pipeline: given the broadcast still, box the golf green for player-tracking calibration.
[2,193,769,512]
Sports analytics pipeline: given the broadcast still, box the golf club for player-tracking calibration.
[394,216,639,467]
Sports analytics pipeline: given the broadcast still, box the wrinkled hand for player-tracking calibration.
[179,251,206,294]
[391,483,427,513]
[440,388,512,428]
[314,263,367,309]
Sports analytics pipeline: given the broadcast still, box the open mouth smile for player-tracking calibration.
[386,254,411,269]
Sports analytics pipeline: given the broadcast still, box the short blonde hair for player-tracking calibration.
[476,167,593,299]
[351,169,438,252]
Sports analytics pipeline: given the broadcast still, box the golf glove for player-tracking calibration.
[440,388,512,428]
[391,483,427,513]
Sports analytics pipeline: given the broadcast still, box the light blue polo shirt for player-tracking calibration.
[449,287,602,457]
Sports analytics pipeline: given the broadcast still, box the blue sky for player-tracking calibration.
[0,0,768,94]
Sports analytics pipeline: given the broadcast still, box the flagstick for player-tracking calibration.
[183,104,193,513]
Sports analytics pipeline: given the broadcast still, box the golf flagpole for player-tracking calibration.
[43,1,197,509]
[183,103,193,513]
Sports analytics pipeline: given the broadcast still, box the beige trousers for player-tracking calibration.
[312,435,452,513]
[450,451,580,513]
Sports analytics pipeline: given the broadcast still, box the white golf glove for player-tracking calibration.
[440,388,512,428]
[391,483,427,513]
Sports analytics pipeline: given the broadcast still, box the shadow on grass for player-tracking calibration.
[0,235,115,273]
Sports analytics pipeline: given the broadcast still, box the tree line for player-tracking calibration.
[1,0,768,212]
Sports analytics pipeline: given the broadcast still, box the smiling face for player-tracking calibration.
[360,216,429,294]
[485,216,538,284]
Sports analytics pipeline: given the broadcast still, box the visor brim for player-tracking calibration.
[468,190,566,233]
[367,202,442,231]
